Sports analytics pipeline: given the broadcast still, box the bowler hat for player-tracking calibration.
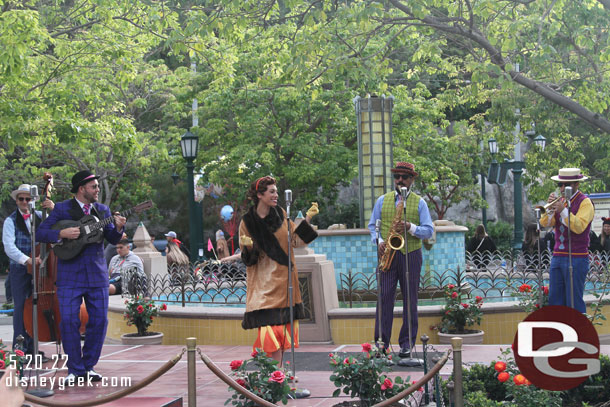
[390,161,418,177]
[71,170,100,193]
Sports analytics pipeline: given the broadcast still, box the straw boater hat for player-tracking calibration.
[391,161,418,177]
[10,184,32,201]
[71,170,100,193]
[550,168,588,182]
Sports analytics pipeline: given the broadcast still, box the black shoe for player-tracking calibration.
[39,351,50,363]
[87,369,103,382]
[398,347,411,358]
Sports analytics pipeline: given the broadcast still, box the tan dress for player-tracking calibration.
[239,207,317,330]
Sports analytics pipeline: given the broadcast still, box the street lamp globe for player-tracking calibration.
[180,131,199,159]
[534,134,546,151]
[488,138,498,155]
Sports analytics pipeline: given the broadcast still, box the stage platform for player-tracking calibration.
[15,341,610,406]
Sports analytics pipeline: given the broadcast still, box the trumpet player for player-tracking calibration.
[540,168,594,313]
[367,162,433,358]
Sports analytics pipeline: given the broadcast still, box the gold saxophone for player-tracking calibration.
[379,198,405,272]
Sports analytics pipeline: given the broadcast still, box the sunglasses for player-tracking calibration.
[393,174,413,180]
[556,182,572,188]
[17,197,32,202]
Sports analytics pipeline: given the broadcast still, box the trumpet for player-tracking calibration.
[535,196,563,215]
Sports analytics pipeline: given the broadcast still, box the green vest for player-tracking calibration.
[380,190,422,254]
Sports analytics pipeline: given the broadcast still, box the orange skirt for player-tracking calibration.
[253,322,300,355]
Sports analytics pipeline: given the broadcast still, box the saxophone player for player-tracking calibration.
[367,162,434,358]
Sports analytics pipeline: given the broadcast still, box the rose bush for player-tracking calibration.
[329,343,411,407]
[437,284,484,333]
[514,283,549,314]
[123,296,167,336]
[225,349,293,406]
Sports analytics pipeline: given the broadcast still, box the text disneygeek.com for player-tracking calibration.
[4,374,132,391]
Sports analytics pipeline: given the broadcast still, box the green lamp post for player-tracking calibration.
[180,130,200,262]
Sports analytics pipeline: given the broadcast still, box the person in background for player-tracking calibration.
[166,240,190,284]
[165,231,190,258]
[599,218,610,253]
[108,238,145,295]
[367,162,434,359]
[104,232,128,267]
[540,168,593,313]
[466,224,497,270]
[589,229,602,253]
[2,183,54,360]
[520,223,542,272]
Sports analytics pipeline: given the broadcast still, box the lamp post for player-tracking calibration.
[180,130,200,262]
[487,128,545,251]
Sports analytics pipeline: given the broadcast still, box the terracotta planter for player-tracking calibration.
[437,330,484,345]
[121,331,164,345]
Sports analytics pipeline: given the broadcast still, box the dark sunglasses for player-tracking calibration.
[393,174,413,180]
[17,197,32,202]
[556,182,571,188]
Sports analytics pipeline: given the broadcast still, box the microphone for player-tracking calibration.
[400,186,410,200]
[30,185,39,202]
[535,208,541,220]
[564,186,573,206]
[285,189,292,204]
[375,219,381,233]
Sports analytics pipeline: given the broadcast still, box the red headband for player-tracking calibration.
[255,176,275,191]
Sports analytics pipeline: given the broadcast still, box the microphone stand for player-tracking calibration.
[284,190,309,399]
[535,208,543,306]
[27,186,54,398]
[565,186,574,309]
[374,219,386,358]
[397,186,423,367]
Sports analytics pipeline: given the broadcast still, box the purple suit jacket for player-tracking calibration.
[37,199,123,288]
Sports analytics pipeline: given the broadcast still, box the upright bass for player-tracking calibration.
[24,173,62,343]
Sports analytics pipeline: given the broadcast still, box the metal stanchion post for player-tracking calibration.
[187,337,197,407]
[451,337,463,407]
[446,381,455,407]
[421,334,430,404]
[431,355,442,407]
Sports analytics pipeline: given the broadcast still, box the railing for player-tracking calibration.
[120,250,610,308]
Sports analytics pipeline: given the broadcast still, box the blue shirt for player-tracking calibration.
[2,210,42,265]
[367,192,434,244]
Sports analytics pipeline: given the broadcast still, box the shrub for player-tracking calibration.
[225,349,293,406]
[437,284,484,334]
[123,296,167,336]
[329,343,410,406]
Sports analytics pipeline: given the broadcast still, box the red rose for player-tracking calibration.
[328,353,334,358]
[381,378,393,390]
[461,303,469,309]
[269,370,285,384]
[15,350,24,357]
[361,343,372,352]
[543,286,549,295]
[519,284,532,293]
[475,296,483,303]
[161,304,167,311]
[494,361,506,372]
[447,284,455,290]
[148,303,153,308]
[236,378,247,387]
[514,374,526,385]
[251,351,258,357]
[137,305,144,314]
[451,292,458,299]
[343,357,351,365]
[0,360,4,369]
[497,372,510,382]
[230,360,243,370]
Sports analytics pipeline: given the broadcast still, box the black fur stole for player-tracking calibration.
[241,206,289,267]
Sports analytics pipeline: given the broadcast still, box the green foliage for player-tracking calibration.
[329,343,410,406]
[313,199,359,229]
[225,349,293,406]
[437,284,484,334]
[464,390,503,407]
[511,283,549,314]
[562,354,610,406]
[485,221,514,252]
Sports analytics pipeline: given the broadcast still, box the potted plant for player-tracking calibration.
[225,348,294,406]
[121,296,167,345]
[436,284,484,344]
[514,283,549,314]
[329,343,412,406]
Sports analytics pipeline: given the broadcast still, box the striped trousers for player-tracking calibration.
[374,248,423,351]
